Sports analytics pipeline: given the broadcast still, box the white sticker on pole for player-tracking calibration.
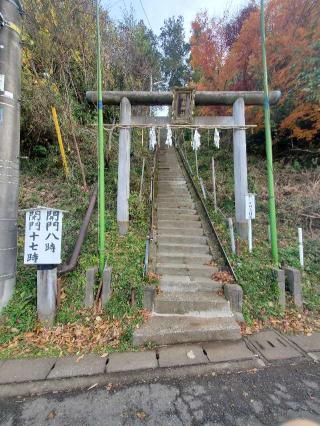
[0,75,4,92]
[245,193,256,220]
[24,208,63,265]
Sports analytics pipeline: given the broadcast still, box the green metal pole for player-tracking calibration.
[96,0,105,275]
[260,0,279,265]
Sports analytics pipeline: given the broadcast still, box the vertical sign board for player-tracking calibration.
[245,194,255,253]
[245,193,256,220]
[24,208,63,265]
[0,74,4,92]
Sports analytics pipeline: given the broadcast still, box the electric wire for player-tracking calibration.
[138,0,152,29]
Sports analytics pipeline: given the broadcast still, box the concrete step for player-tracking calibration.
[154,292,231,315]
[157,243,209,255]
[158,223,202,233]
[157,207,197,215]
[158,214,200,222]
[159,275,223,293]
[158,179,186,183]
[158,173,184,177]
[157,253,212,265]
[157,201,195,209]
[158,235,207,245]
[157,228,204,237]
[133,315,241,346]
[157,196,194,203]
[156,263,218,277]
[158,189,190,196]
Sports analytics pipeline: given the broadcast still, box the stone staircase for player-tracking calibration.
[133,146,241,346]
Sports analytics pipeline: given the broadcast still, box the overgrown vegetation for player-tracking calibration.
[179,132,320,333]
[0,132,154,358]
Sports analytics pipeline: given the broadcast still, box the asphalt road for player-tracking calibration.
[0,361,319,425]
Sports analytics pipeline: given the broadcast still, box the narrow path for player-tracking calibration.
[134,146,240,346]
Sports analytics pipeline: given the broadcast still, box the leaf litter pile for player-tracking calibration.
[0,312,125,357]
[240,308,320,336]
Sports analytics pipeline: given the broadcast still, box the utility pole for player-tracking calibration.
[260,0,279,265]
[0,0,23,310]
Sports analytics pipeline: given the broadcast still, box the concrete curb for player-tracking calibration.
[0,332,319,398]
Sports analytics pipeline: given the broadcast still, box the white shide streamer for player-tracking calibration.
[214,128,220,149]
[192,129,201,151]
[165,125,173,147]
[149,127,157,151]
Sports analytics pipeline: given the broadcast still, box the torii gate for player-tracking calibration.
[86,90,281,239]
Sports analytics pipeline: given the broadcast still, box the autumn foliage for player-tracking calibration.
[190,0,320,147]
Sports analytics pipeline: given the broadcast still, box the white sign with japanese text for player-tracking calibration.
[0,74,4,92]
[245,193,256,220]
[24,208,63,265]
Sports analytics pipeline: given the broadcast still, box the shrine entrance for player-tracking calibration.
[86,88,281,239]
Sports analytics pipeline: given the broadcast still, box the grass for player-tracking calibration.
[0,130,154,358]
[180,132,320,331]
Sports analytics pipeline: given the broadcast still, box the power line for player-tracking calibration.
[138,0,152,30]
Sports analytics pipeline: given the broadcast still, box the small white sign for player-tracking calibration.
[4,91,13,100]
[245,193,256,220]
[24,208,63,265]
[0,74,4,92]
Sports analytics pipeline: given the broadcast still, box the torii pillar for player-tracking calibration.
[233,98,249,239]
[117,97,131,235]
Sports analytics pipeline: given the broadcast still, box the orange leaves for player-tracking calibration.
[0,315,123,357]
[189,0,320,143]
[212,271,235,284]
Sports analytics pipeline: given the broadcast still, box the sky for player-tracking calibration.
[103,0,249,36]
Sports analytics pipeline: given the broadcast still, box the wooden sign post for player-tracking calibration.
[24,207,64,326]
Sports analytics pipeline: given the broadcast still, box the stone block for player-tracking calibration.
[101,267,112,305]
[47,354,106,379]
[158,344,208,368]
[85,267,97,308]
[0,358,56,384]
[272,268,285,308]
[308,352,320,362]
[203,341,255,363]
[289,333,320,352]
[248,330,301,361]
[143,285,156,311]
[285,267,302,307]
[107,351,157,373]
[224,283,243,313]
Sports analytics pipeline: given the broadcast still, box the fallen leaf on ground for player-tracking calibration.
[47,410,56,420]
[212,271,234,283]
[136,410,147,420]
[187,350,196,359]
[87,383,98,390]
[76,354,84,363]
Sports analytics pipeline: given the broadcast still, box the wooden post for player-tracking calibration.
[195,148,199,179]
[117,97,131,235]
[228,218,236,254]
[37,265,57,326]
[199,177,207,200]
[212,157,217,212]
[139,158,145,200]
[298,227,304,268]
[248,219,253,252]
[233,98,249,239]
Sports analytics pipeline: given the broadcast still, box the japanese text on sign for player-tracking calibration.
[245,194,256,220]
[24,209,63,265]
